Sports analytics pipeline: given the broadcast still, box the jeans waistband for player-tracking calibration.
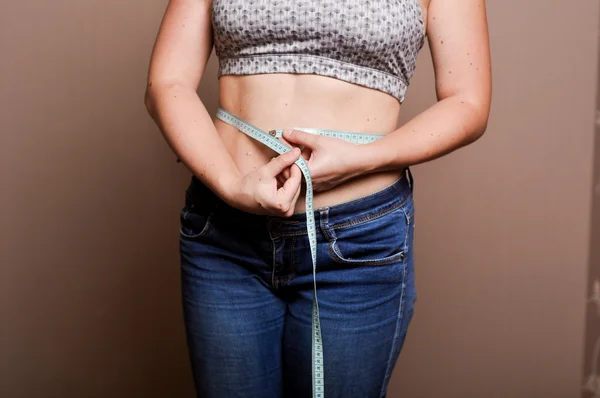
[187,167,414,235]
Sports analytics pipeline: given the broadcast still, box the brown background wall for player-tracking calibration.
[582,6,600,397]
[1,1,598,397]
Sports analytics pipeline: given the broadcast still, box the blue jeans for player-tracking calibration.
[179,169,417,398]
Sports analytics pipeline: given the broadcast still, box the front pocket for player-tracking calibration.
[179,190,219,239]
[326,204,411,266]
[179,206,213,239]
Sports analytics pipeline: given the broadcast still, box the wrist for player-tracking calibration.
[359,139,406,174]
[214,168,243,205]
[350,141,386,176]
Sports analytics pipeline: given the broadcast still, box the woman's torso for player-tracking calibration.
[212,1,429,213]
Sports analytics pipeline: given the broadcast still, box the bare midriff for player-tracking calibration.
[215,73,406,213]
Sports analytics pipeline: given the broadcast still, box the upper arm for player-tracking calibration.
[146,0,214,90]
[426,0,491,111]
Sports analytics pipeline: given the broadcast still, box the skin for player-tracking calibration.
[144,0,492,216]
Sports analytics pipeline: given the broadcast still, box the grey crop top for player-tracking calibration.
[211,0,426,103]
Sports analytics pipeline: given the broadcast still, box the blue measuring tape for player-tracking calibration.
[215,107,384,398]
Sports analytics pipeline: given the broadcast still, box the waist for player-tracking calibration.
[214,104,406,211]
[215,78,406,209]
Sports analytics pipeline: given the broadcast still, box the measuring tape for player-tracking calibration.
[215,107,384,398]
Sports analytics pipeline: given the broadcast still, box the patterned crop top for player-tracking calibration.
[211,0,426,103]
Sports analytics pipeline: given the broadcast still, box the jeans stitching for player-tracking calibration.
[327,241,405,266]
[274,236,297,286]
[319,208,334,240]
[326,196,412,266]
[268,221,277,289]
[330,197,407,230]
[289,235,297,280]
[179,205,217,239]
[270,229,313,238]
[271,240,278,288]
[379,206,411,397]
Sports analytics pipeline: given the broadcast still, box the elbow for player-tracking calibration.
[462,97,491,145]
[467,115,489,144]
[143,79,167,117]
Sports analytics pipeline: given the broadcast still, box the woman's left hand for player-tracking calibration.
[279,129,365,193]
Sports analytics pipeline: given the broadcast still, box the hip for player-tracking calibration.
[180,167,415,258]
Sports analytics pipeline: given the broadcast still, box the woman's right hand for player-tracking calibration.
[225,147,303,217]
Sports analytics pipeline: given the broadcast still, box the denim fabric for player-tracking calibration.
[179,169,417,398]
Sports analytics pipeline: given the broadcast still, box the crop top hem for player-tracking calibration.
[217,54,409,103]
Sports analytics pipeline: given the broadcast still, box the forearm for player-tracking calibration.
[356,95,490,173]
[144,83,240,200]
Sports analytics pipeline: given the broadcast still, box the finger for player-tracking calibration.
[279,136,306,156]
[291,163,301,179]
[278,165,295,186]
[301,147,312,162]
[283,129,319,149]
[278,136,293,148]
[277,162,303,205]
[276,174,286,188]
[284,178,302,217]
[263,147,301,177]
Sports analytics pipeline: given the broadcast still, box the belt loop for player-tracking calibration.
[319,207,335,240]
